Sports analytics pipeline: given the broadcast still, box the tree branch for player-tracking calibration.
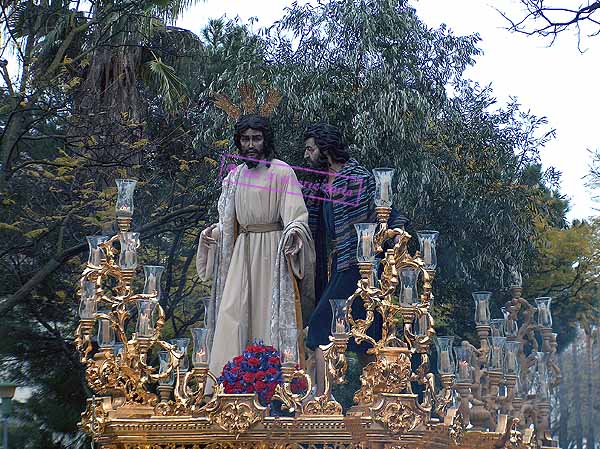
[0,205,205,317]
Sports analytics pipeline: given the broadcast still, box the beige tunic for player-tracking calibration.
[208,159,308,379]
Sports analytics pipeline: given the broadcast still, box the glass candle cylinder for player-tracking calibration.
[97,318,115,348]
[191,327,210,367]
[372,168,394,207]
[158,350,175,386]
[136,299,157,337]
[535,297,553,328]
[472,291,491,325]
[280,326,298,365]
[413,313,430,337]
[399,267,419,305]
[502,306,519,338]
[118,232,140,270]
[371,258,381,287]
[143,265,165,302]
[504,341,521,376]
[490,318,506,337]
[115,178,137,217]
[113,343,124,360]
[417,230,439,270]
[509,266,523,288]
[487,336,506,371]
[454,345,473,383]
[169,338,190,372]
[435,336,455,375]
[535,351,550,400]
[79,280,97,319]
[354,223,377,262]
[330,298,350,337]
[200,296,212,327]
[86,235,108,267]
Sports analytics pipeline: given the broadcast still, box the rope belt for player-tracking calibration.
[238,222,283,341]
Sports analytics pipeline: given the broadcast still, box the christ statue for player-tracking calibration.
[196,114,315,382]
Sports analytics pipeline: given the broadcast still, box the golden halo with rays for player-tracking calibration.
[212,83,282,121]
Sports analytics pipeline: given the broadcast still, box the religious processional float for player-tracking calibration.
[74,175,560,449]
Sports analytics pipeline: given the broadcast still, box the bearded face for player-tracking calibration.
[239,128,265,168]
[304,137,328,170]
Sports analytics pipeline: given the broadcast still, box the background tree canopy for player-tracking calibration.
[0,0,597,447]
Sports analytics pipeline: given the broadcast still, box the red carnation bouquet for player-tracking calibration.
[218,341,308,406]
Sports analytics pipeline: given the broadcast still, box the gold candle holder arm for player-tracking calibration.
[304,336,348,416]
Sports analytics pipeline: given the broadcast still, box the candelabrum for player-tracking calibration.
[452,282,560,447]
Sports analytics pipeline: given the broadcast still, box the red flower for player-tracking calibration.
[268,356,280,365]
[248,357,260,367]
[233,355,244,365]
[246,384,255,393]
[267,367,277,375]
[231,366,240,374]
[255,371,266,381]
[243,372,255,383]
[255,380,266,392]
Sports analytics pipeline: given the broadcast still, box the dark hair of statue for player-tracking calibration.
[303,123,350,164]
[233,114,277,164]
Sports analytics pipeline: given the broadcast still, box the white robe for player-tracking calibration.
[197,159,310,380]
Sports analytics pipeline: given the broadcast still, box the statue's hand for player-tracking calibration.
[201,224,218,246]
[285,231,303,256]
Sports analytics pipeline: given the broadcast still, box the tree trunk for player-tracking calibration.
[586,330,595,449]
[573,337,583,449]
[558,349,570,449]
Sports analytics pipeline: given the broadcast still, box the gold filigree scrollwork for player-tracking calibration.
[354,349,412,407]
[374,400,422,435]
[304,337,347,415]
[208,395,266,436]
[500,418,524,449]
[445,408,465,446]
[80,397,108,437]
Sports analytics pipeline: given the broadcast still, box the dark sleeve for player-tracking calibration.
[388,205,410,229]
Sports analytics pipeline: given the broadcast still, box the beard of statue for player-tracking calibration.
[239,128,265,169]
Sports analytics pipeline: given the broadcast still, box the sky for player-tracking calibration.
[177,0,600,222]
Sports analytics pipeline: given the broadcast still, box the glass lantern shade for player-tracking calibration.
[169,338,190,372]
[509,266,523,288]
[435,336,455,375]
[136,299,157,337]
[399,267,419,305]
[158,350,175,386]
[191,327,210,367]
[535,351,550,400]
[372,168,394,207]
[330,298,350,337]
[454,345,474,383]
[535,297,553,328]
[487,336,506,372]
[504,341,521,376]
[79,280,97,319]
[472,291,492,325]
[118,232,140,270]
[86,235,108,267]
[280,327,299,365]
[97,318,115,348]
[413,313,430,337]
[143,265,165,302]
[115,179,137,217]
[502,306,519,338]
[354,223,377,263]
[200,296,212,327]
[417,231,439,270]
[490,319,506,337]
